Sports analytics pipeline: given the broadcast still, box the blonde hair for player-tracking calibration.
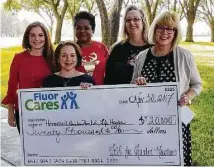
[148,11,182,49]
[121,5,149,43]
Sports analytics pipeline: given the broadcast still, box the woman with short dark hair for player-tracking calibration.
[74,11,109,85]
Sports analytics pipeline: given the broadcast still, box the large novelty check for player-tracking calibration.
[18,83,183,166]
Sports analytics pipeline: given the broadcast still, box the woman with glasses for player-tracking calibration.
[132,11,202,166]
[2,22,55,133]
[74,11,109,85]
[104,5,152,85]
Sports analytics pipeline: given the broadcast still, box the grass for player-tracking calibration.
[1,43,214,165]
[181,41,214,47]
[190,54,214,165]
[1,46,22,100]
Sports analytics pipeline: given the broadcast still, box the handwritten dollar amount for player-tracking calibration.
[26,119,143,143]
[139,115,176,125]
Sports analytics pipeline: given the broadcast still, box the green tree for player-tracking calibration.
[109,0,124,45]
[83,0,97,13]
[4,0,54,37]
[95,0,124,47]
[179,0,201,42]
[198,0,214,42]
[95,0,110,47]
[65,0,85,41]
[142,0,161,25]
[141,0,184,24]
[3,0,22,11]
[44,0,68,44]
[36,5,55,37]
[158,0,185,19]
[4,0,68,43]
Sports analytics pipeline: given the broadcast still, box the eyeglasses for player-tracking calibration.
[75,26,91,31]
[125,18,141,23]
[155,25,176,34]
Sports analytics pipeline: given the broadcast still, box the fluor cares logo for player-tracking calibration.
[24,91,79,111]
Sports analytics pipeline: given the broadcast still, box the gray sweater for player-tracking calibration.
[131,46,202,96]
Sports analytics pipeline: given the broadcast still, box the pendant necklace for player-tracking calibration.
[62,77,73,87]
[60,70,77,87]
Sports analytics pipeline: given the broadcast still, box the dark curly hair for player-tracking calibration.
[74,11,96,33]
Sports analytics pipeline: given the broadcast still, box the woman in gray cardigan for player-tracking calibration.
[132,11,202,166]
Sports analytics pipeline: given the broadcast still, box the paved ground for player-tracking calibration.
[1,107,21,166]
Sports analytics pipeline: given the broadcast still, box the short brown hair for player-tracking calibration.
[22,22,55,71]
[54,41,82,72]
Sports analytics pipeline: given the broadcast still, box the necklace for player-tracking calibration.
[62,77,73,87]
[59,70,78,87]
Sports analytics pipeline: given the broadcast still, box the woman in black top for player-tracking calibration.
[42,41,95,88]
[104,5,152,85]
